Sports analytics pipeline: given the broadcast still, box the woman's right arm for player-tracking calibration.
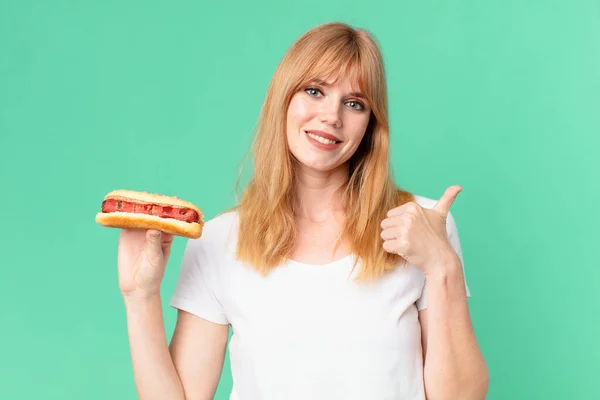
[124,294,229,400]
[118,228,229,400]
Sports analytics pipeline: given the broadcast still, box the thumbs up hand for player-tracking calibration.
[380,185,463,276]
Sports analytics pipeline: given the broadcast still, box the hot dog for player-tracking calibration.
[95,190,204,238]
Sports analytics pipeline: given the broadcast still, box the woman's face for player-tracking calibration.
[286,75,371,173]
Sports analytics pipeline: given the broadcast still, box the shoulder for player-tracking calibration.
[202,210,239,240]
[186,209,239,254]
[412,194,436,209]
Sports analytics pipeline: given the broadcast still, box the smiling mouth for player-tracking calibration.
[305,131,342,144]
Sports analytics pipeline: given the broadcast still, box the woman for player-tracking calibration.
[118,22,489,400]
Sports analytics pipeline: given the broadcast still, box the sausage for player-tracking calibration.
[101,199,200,224]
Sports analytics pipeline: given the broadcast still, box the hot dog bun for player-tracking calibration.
[96,190,204,239]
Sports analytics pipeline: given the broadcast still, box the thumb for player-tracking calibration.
[144,230,164,264]
[433,185,462,216]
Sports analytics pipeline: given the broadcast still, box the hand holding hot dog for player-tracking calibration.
[96,189,205,297]
[117,228,174,297]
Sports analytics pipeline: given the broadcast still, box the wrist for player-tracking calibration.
[423,255,463,280]
[122,290,162,307]
[423,258,468,299]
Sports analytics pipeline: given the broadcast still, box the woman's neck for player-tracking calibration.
[293,164,348,223]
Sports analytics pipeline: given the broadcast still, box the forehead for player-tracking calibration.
[299,54,368,97]
[312,74,363,94]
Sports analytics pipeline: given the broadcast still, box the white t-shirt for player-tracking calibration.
[169,195,470,400]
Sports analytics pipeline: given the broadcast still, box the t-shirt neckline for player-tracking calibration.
[287,253,355,267]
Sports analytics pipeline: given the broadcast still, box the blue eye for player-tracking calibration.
[346,101,365,111]
[305,88,323,97]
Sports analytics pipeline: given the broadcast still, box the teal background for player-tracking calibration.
[1,1,598,399]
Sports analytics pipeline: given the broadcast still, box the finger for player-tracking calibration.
[382,239,398,255]
[433,185,462,216]
[380,227,401,241]
[145,230,164,265]
[161,233,174,254]
[381,213,415,230]
[161,232,174,245]
[387,202,419,218]
[382,238,409,256]
[386,208,402,218]
[380,216,400,230]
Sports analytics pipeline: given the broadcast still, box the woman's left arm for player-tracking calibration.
[419,262,489,400]
[380,186,489,400]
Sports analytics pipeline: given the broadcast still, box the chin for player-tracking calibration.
[293,155,343,173]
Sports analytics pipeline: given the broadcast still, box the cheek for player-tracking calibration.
[286,97,309,150]
[287,96,310,127]
[345,115,370,143]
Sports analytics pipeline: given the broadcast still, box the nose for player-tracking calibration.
[319,99,342,128]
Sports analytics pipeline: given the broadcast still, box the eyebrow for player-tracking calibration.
[349,92,366,99]
[313,79,366,99]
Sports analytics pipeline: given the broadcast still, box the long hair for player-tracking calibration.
[230,22,414,281]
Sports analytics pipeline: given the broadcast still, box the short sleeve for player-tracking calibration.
[416,210,471,311]
[169,238,229,325]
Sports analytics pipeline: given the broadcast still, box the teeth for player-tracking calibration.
[307,132,338,145]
